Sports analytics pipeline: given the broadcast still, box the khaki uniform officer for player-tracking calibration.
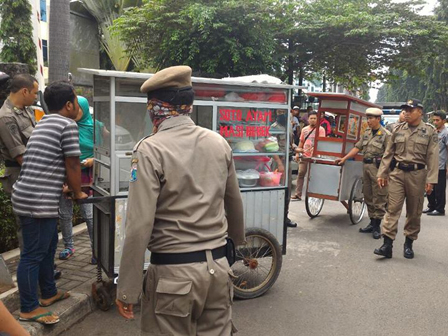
[116,66,245,335]
[0,74,38,249]
[375,99,438,259]
[337,108,391,239]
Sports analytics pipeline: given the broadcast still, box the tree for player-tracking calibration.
[81,0,143,71]
[0,0,37,74]
[49,0,71,82]
[111,0,448,95]
[376,0,448,111]
[111,0,278,76]
[283,0,448,92]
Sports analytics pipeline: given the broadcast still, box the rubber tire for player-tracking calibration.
[96,286,112,311]
[305,195,325,218]
[349,177,366,225]
[232,227,282,300]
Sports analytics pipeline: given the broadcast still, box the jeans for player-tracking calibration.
[59,195,94,249]
[17,217,58,313]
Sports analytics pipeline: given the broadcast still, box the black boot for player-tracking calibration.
[403,237,414,259]
[374,236,393,258]
[286,218,297,228]
[372,219,382,240]
[359,218,374,233]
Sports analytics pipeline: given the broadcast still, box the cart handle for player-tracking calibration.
[76,195,127,204]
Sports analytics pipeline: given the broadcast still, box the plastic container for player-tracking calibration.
[236,169,260,188]
[259,171,282,187]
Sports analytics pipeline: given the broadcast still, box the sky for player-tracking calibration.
[370,0,438,102]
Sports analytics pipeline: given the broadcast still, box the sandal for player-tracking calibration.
[291,195,302,201]
[19,311,60,325]
[39,291,71,307]
[59,247,75,260]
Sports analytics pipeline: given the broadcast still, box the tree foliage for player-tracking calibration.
[0,0,37,74]
[111,0,278,76]
[376,0,448,111]
[81,0,144,71]
[278,0,448,91]
[111,0,448,93]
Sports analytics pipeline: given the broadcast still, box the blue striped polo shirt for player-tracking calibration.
[12,114,81,218]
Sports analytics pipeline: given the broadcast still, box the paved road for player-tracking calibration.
[65,198,448,336]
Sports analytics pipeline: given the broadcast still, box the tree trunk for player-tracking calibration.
[287,39,294,85]
[48,0,71,83]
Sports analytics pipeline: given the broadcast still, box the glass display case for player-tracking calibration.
[85,70,296,197]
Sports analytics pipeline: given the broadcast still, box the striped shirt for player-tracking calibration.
[12,114,81,218]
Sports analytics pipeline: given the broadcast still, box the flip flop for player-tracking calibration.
[19,311,60,325]
[39,291,70,307]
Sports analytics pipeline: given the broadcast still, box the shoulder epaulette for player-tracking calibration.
[133,134,153,152]
[394,122,406,130]
[425,122,436,130]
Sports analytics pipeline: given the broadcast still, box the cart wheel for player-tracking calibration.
[349,177,366,224]
[231,227,282,300]
[96,286,112,311]
[305,195,325,218]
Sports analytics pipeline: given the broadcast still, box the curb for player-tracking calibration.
[20,292,94,336]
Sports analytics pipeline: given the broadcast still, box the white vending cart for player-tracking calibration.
[78,68,303,308]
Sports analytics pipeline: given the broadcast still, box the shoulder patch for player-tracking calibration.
[6,121,18,135]
[130,159,138,182]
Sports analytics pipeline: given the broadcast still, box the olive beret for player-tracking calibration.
[140,65,192,94]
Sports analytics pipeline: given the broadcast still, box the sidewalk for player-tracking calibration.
[1,226,100,336]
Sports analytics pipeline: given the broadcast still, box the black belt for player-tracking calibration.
[396,163,425,172]
[363,158,381,164]
[4,160,20,167]
[150,245,227,265]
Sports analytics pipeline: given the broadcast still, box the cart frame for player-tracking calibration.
[78,68,305,305]
[302,93,381,223]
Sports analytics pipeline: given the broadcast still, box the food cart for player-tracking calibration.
[78,68,303,308]
[303,93,381,224]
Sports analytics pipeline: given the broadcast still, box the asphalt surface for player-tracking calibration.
[64,198,448,336]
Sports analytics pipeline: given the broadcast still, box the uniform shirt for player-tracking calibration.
[436,126,448,170]
[378,121,439,183]
[12,114,81,218]
[355,126,391,159]
[0,98,35,161]
[117,116,245,304]
[292,116,299,134]
[300,125,326,158]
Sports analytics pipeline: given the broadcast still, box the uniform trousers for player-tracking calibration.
[295,161,308,198]
[1,167,23,250]
[362,163,388,219]
[382,169,427,240]
[426,169,446,213]
[140,254,236,336]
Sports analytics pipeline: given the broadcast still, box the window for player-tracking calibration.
[40,0,47,22]
[42,40,48,65]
